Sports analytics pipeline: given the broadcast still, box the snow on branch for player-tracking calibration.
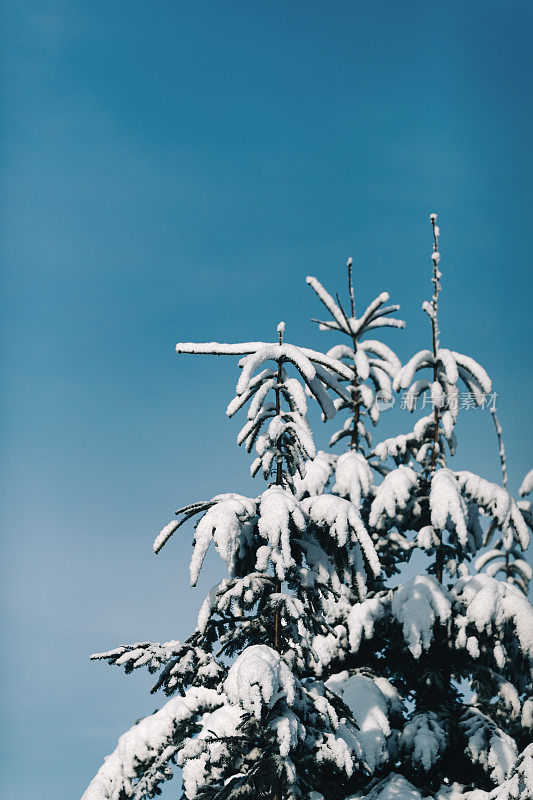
[301,494,380,577]
[391,576,452,659]
[369,466,418,529]
[519,469,533,498]
[189,493,257,585]
[327,671,399,774]
[460,707,517,784]
[81,687,223,800]
[452,573,533,662]
[177,334,359,486]
[400,711,447,772]
[455,471,529,551]
[430,468,469,549]
[224,645,295,717]
[153,500,217,554]
[307,270,404,451]
[492,744,533,800]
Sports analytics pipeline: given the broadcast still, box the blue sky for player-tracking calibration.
[1,1,532,797]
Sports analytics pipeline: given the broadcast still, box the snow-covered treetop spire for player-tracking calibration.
[176,329,350,489]
[377,214,492,472]
[491,409,508,489]
[426,212,442,354]
[368,216,528,585]
[306,259,404,455]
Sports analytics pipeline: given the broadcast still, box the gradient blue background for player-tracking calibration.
[2,1,532,797]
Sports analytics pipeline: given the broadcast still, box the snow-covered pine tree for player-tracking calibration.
[474,412,532,596]
[82,326,383,800]
[301,258,408,584]
[313,215,533,799]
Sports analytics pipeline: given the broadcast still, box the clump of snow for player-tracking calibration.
[401,712,447,771]
[302,493,380,576]
[181,704,244,798]
[333,450,374,506]
[347,773,425,800]
[460,708,517,784]
[453,573,533,661]
[258,486,305,579]
[455,471,529,551]
[270,708,303,757]
[370,466,418,528]
[189,494,256,585]
[492,744,533,800]
[348,594,388,652]
[224,645,295,717]
[391,576,451,659]
[294,450,334,498]
[430,469,468,548]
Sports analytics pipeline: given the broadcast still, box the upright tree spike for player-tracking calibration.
[429,213,442,474]
[347,256,356,317]
[491,409,508,489]
[375,216,523,586]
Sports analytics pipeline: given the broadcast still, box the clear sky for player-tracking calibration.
[1,1,532,797]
